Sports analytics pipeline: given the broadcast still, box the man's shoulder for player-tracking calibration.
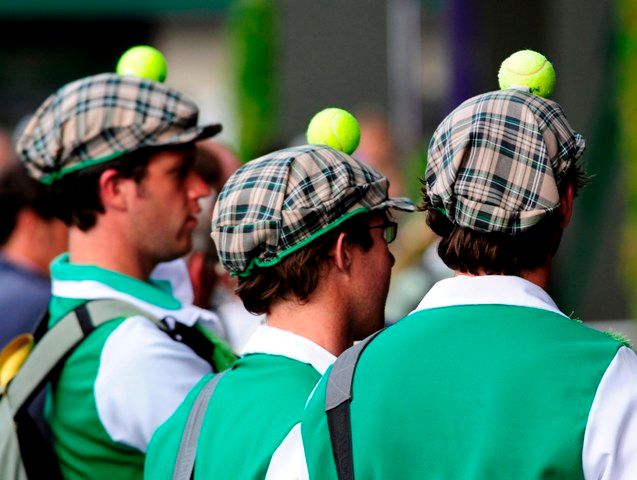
[0,261,49,298]
[401,303,622,344]
[241,354,322,393]
[348,304,625,378]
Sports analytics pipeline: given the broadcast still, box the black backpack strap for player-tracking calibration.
[325,330,383,480]
[162,320,218,371]
[172,371,227,480]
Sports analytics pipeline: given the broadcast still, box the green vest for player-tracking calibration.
[145,353,321,479]
[303,304,624,479]
[46,255,235,480]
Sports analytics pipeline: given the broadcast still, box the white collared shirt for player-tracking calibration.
[268,275,637,480]
[241,325,335,375]
[413,274,565,316]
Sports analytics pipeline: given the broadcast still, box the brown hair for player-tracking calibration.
[421,162,588,276]
[0,163,56,245]
[235,213,376,314]
[50,146,179,232]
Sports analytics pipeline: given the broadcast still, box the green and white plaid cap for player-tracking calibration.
[17,73,221,184]
[425,88,586,234]
[211,145,415,276]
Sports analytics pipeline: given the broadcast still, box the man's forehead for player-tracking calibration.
[146,145,196,166]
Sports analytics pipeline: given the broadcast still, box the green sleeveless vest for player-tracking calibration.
[145,353,321,479]
[303,304,624,479]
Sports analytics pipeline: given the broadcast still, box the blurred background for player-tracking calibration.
[0,0,635,333]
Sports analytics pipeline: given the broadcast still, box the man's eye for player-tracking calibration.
[175,166,190,179]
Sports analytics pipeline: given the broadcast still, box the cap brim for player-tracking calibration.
[376,195,417,212]
[146,123,223,149]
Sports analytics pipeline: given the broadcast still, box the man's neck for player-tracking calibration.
[68,226,154,280]
[454,262,551,291]
[267,297,351,357]
[2,231,48,275]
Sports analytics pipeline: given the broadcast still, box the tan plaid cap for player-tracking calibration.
[211,145,415,276]
[17,73,221,184]
[425,89,586,234]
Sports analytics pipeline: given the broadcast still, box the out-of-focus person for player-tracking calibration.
[0,163,67,348]
[0,129,14,172]
[355,107,404,197]
[188,139,264,351]
[355,107,452,322]
[149,139,263,352]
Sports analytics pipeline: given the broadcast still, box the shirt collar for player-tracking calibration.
[413,275,567,317]
[50,253,221,329]
[240,325,336,375]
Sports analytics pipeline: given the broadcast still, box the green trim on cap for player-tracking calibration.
[236,207,370,278]
[40,150,129,185]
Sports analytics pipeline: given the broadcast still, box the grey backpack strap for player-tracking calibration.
[325,330,383,480]
[0,300,160,480]
[173,371,227,480]
[5,300,160,415]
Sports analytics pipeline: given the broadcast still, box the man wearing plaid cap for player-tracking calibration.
[286,90,637,479]
[17,73,236,479]
[143,145,414,479]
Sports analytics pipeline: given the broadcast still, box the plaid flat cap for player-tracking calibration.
[425,88,586,234]
[211,145,415,276]
[17,73,221,184]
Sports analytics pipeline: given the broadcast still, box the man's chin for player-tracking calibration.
[154,242,193,265]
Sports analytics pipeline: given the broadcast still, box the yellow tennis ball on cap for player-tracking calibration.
[306,108,361,155]
[498,49,556,98]
[116,45,168,83]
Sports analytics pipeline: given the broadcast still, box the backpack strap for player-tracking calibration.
[5,299,163,416]
[172,371,228,480]
[1,300,162,480]
[325,330,383,480]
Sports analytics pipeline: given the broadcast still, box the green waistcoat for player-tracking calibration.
[303,304,624,480]
[145,353,322,479]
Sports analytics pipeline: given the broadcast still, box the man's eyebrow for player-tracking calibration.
[169,153,195,172]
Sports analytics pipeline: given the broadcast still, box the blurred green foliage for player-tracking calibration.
[618,0,637,314]
[230,0,279,162]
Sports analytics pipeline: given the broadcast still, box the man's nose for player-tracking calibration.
[189,171,211,199]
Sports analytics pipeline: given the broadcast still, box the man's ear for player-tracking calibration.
[331,232,353,273]
[98,169,131,211]
[559,182,575,229]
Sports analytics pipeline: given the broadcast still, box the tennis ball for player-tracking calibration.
[306,108,361,155]
[498,50,556,98]
[116,45,168,83]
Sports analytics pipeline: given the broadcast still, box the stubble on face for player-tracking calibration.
[128,148,205,266]
[348,216,395,340]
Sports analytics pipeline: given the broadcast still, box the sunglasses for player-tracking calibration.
[368,220,398,244]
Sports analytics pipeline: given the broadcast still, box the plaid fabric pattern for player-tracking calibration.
[426,89,586,234]
[211,145,415,276]
[17,73,221,183]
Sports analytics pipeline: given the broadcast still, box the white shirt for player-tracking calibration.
[268,275,637,479]
[241,325,335,375]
